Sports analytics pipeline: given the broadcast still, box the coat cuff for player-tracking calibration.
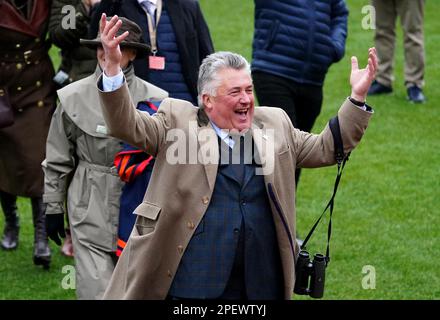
[43,193,65,203]
[339,98,374,122]
[45,202,65,215]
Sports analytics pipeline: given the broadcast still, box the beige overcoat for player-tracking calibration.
[99,81,372,300]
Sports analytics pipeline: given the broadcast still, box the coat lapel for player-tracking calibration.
[195,117,276,192]
[251,122,275,187]
[196,122,219,192]
[0,0,49,37]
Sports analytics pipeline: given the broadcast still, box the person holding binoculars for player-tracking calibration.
[95,15,376,300]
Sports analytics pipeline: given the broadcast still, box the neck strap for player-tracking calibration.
[300,116,350,266]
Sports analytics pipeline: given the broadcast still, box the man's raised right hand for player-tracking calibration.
[99,13,129,76]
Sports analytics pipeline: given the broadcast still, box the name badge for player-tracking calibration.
[149,55,166,70]
[96,125,107,134]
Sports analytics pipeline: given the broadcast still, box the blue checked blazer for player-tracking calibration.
[168,138,284,299]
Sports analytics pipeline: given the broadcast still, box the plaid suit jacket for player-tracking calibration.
[168,138,283,299]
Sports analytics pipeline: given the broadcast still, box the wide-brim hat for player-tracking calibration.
[80,16,150,58]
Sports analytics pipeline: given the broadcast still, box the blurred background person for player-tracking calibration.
[0,0,56,269]
[49,0,101,87]
[113,100,161,257]
[251,0,349,186]
[368,0,426,103]
[89,0,214,105]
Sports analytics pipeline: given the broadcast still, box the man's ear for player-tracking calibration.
[202,93,213,112]
[129,49,137,62]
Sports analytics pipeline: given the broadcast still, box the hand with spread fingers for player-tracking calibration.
[350,47,378,102]
[99,13,130,76]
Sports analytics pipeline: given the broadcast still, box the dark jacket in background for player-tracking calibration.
[0,0,56,197]
[89,0,214,102]
[251,0,348,86]
[49,0,97,84]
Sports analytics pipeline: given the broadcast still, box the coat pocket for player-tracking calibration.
[133,202,161,236]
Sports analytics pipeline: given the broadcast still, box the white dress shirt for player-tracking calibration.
[211,122,237,149]
[102,70,124,91]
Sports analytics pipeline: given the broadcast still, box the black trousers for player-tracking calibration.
[252,71,323,185]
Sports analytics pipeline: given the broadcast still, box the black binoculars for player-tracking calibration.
[293,250,327,298]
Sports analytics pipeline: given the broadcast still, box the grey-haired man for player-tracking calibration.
[97,15,376,300]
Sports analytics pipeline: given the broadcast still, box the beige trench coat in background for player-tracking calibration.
[42,66,168,299]
[99,81,372,300]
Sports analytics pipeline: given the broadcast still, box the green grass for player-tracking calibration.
[0,200,76,299]
[1,0,439,299]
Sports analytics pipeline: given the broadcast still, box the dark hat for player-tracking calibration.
[80,16,150,58]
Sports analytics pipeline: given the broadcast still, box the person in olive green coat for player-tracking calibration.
[49,0,101,87]
[42,17,168,299]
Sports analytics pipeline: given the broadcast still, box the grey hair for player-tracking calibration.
[197,51,251,108]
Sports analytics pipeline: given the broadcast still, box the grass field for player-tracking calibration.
[1,0,439,299]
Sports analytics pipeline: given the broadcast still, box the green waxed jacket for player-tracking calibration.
[49,0,97,83]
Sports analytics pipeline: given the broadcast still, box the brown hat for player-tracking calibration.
[80,16,150,58]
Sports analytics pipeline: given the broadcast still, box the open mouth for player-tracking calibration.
[234,109,249,120]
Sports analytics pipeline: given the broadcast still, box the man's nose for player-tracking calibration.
[239,91,252,103]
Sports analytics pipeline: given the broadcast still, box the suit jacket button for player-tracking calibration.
[37,100,44,108]
[202,196,209,205]
[177,245,184,254]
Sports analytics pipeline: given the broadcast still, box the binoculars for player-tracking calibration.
[293,250,327,298]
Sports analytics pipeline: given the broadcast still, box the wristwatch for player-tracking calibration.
[348,96,366,106]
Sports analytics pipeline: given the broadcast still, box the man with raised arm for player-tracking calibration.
[97,15,377,300]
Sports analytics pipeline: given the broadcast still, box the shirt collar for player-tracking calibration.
[138,0,157,7]
[210,121,235,149]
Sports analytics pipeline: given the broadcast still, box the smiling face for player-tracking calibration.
[203,67,255,132]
